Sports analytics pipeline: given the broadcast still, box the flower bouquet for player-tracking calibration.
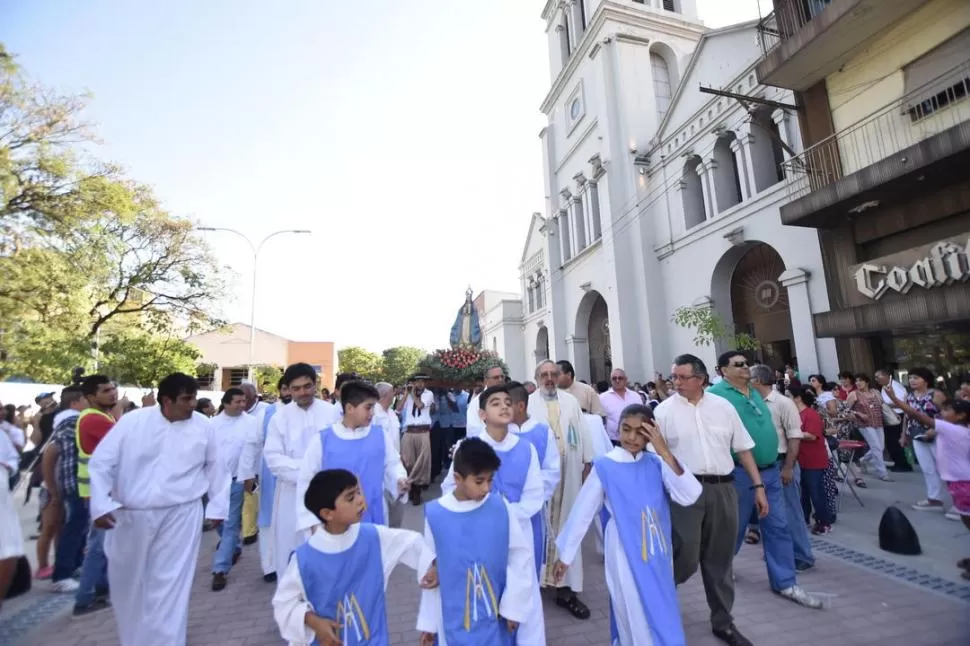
[417,347,508,388]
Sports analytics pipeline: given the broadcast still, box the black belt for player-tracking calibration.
[694,474,734,484]
[757,463,777,471]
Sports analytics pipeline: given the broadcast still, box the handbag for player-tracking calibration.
[881,402,901,427]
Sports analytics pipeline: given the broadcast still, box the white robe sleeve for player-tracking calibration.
[498,499,535,624]
[416,518,441,635]
[272,555,315,645]
[381,428,408,502]
[508,446,544,523]
[659,457,703,506]
[264,412,302,484]
[295,433,324,533]
[540,426,562,502]
[236,417,262,481]
[554,464,605,567]
[439,441,462,497]
[203,420,231,521]
[376,526,434,586]
[88,412,129,521]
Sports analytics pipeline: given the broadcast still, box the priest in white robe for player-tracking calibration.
[88,373,230,646]
[527,360,594,619]
[263,364,339,578]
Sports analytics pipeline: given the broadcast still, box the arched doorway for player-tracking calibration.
[729,243,794,368]
[535,326,550,366]
[575,291,612,384]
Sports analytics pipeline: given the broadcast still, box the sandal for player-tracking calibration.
[854,478,867,488]
[745,529,761,545]
[556,594,591,620]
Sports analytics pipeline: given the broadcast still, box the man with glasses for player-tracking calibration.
[709,351,821,614]
[599,368,643,446]
[527,360,593,620]
[655,354,764,646]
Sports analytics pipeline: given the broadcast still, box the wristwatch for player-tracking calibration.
[750,483,765,490]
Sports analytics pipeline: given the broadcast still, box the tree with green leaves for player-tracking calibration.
[380,346,425,386]
[671,305,760,351]
[336,346,383,382]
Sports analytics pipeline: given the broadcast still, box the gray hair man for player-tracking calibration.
[749,364,814,571]
[465,362,507,436]
[527,360,593,619]
[374,382,404,528]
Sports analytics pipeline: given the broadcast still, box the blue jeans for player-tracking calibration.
[213,481,244,574]
[780,462,814,567]
[53,492,88,582]
[800,468,832,525]
[733,464,797,592]
[75,516,109,607]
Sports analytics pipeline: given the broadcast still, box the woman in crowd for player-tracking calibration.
[846,374,891,482]
[904,367,948,512]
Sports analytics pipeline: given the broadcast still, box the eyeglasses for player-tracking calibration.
[730,361,749,368]
[611,376,626,381]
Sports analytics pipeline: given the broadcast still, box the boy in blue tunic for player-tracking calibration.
[553,404,702,646]
[272,468,437,646]
[296,381,410,535]
[418,437,536,646]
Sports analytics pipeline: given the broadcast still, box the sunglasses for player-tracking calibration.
[730,361,749,368]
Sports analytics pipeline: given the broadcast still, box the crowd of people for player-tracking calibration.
[0,353,967,646]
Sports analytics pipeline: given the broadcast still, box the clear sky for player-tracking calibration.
[1,0,769,354]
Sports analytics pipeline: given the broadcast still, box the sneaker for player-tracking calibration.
[878,475,894,482]
[34,566,53,580]
[72,599,111,618]
[811,523,832,535]
[51,578,80,593]
[945,510,961,521]
[911,500,944,511]
[212,572,228,591]
[778,585,824,609]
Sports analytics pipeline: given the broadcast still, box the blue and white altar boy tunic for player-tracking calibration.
[416,492,535,646]
[441,432,546,646]
[512,417,561,575]
[555,446,702,646]
[272,522,433,645]
[582,412,613,556]
[295,423,408,534]
[257,402,281,576]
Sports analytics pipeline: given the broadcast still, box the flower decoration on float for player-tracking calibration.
[417,346,509,387]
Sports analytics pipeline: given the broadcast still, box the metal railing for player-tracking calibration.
[781,60,970,199]
[757,1,834,57]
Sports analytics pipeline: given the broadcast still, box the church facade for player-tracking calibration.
[497,2,840,382]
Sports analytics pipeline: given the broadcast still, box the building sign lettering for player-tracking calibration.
[854,238,969,300]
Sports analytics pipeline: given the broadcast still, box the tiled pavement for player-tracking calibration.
[10,499,970,646]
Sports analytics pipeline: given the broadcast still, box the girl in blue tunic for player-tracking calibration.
[418,436,537,646]
[272,469,437,646]
[553,404,702,646]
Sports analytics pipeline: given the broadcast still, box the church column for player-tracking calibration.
[738,121,760,196]
[729,137,751,201]
[565,335,591,382]
[695,160,715,221]
[771,109,793,153]
[779,268,821,375]
[557,208,572,263]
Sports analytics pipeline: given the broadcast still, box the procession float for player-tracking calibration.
[416,287,508,388]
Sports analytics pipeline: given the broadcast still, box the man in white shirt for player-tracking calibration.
[263,363,340,579]
[396,374,436,504]
[653,354,764,646]
[374,382,405,527]
[875,369,913,473]
[210,387,262,591]
[751,364,814,571]
[599,368,644,445]
[88,373,230,646]
[465,364,507,437]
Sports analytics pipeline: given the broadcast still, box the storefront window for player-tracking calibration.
[874,326,970,395]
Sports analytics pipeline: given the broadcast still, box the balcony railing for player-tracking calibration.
[781,60,970,198]
[757,1,833,57]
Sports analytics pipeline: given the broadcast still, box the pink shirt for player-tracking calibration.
[935,420,970,482]
[599,388,644,441]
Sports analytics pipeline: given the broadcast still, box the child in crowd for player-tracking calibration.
[553,404,701,646]
[296,381,409,534]
[793,388,833,534]
[439,384,546,645]
[418,437,535,646]
[272,469,437,646]
[507,381,561,577]
[884,388,970,580]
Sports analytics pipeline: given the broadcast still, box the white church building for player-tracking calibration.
[498,0,839,383]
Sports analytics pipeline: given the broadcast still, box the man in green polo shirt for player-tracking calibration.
[709,351,820,610]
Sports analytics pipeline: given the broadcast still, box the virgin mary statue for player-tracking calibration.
[449,287,482,348]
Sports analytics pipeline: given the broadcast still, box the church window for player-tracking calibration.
[663,0,677,12]
[651,53,672,121]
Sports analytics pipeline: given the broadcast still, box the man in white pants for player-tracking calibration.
[88,373,229,646]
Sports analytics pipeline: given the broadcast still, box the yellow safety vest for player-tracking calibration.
[76,408,115,498]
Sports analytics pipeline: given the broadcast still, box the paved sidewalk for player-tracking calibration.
[7,483,970,646]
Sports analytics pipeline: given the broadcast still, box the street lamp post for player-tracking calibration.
[197,227,311,383]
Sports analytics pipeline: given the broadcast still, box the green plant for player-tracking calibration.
[671,305,760,351]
